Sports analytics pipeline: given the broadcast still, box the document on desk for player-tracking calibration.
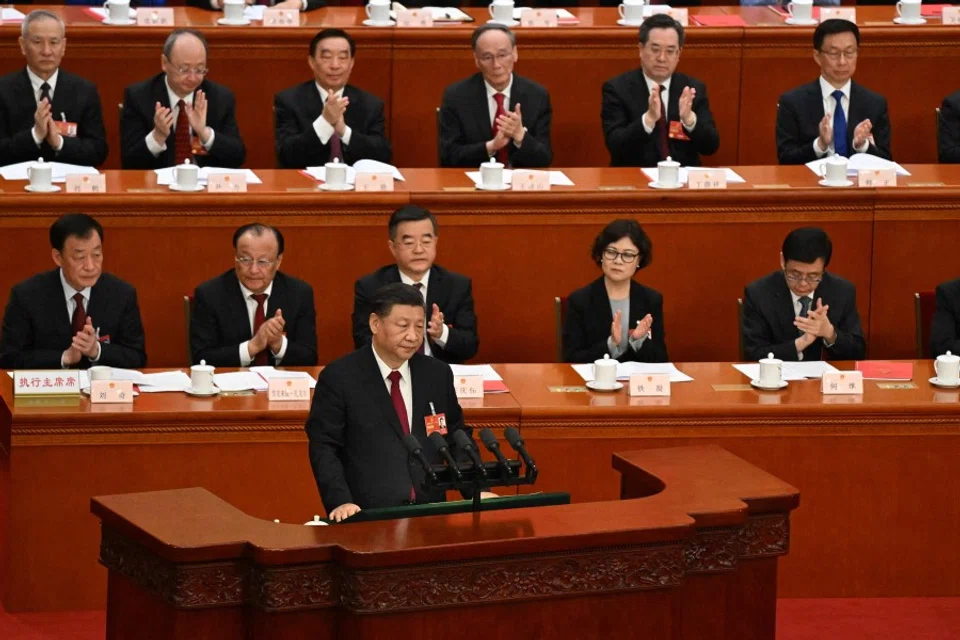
[352,160,406,181]
[213,372,269,392]
[733,361,839,381]
[464,170,574,187]
[0,161,100,182]
[805,155,911,177]
[449,364,510,393]
[249,366,317,389]
[154,167,263,186]
[137,371,192,393]
[571,362,694,383]
[641,167,746,185]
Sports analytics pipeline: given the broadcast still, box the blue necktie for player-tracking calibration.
[832,89,848,157]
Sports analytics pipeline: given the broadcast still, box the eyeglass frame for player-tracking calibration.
[818,48,859,62]
[602,247,641,264]
[235,256,279,270]
[163,56,209,77]
[783,269,824,285]
[475,49,514,66]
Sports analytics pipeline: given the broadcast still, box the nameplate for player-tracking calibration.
[943,7,960,24]
[66,174,106,193]
[14,370,82,396]
[520,9,558,27]
[268,378,310,402]
[687,168,727,190]
[628,374,670,397]
[511,169,550,191]
[355,172,394,192]
[858,169,896,187]
[819,7,856,22]
[454,375,484,399]
[263,8,300,26]
[396,9,434,27]
[136,8,173,26]
[207,173,247,192]
[664,8,689,26]
[821,371,863,395]
[876,382,917,390]
[90,380,134,404]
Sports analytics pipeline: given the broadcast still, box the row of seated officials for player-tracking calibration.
[5,13,960,171]
[2,208,960,372]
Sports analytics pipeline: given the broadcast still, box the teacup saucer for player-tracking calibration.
[819,178,854,188]
[586,380,623,392]
[487,19,520,27]
[476,183,511,191]
[750,379,788,390]
[893,17,926,25]
[102,18,136,26]
[362,19,395,27]
[784,17,818,26]
[616,19,643,27]
[169,183,205,192]
[929,376,960,389]
[185,386,220,397]
[25,184,61,193]
[319,182,355,191]
[648,181,683,190]
[217,18,251,26]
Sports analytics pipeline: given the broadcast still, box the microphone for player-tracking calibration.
[429,431,464,482]
[454,429,487,480]
[504,427,537,477]
[403,434,438,484]
[479,428,513,478]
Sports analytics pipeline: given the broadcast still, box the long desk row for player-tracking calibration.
[1,166,958,366]
[0,6,956,169]
[2,360,959,611]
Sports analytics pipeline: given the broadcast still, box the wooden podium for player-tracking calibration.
[91,445,799,640]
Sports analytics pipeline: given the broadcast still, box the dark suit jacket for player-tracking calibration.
[186,0,325,8]
[274,82,391,168]
[563,277,668,363]
[0,69,108,167]
[601,70,719,168]
[939,90,960,164]
[306,345,473,513]
[352,265,479,364]
[0,269,146,370]
[776,79,892,165]
[120,74,246,169]
[439,73,553,168]
[931,278,960,357]
[191,270,317,366]
[742,271,865,362]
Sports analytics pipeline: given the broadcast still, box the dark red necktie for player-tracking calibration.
[174,99,192,165]
[71,292,86,335]
[657,85,670,161]
[251,293,268,366]
[414,283,426,354]
[388,370,417,501]
[491,92,509,165]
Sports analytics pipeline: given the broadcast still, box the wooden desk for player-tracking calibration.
[91,446,798,640]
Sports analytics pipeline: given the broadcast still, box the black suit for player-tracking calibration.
[563,277,668,363]
[938,90,960,163]
[931,278,960,357]
[602,70,719,167]
[120,74,246,169]
[439,73,553,168]
[0,269,146,370]
[742,271,865,362]
[352,265,479,364]
[0,69,108,167]
[274,82,391,168]
[306,345,472,513]
[776,79,892,165]
[191,270,317,367]
[186,0,326,9]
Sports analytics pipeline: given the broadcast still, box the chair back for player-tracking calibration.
[737,298,745,361]
[183,294,194,365]
[915,291,936,358]
[554,296,568,362]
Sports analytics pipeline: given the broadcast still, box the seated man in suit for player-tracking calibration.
[602,14,719,168]
[191,223,317,367]
[931,278,960,357]
[274,29,391,169]
[308,283,477,521]
[439,24,552,168]
[0,10,108,166]
[187,0,323,11]
[120,29,245,169]
[353,205,479,364]
[776,19,891,165]
[742,227,865,362]
[938,90,960,163]
[0,214,146,370]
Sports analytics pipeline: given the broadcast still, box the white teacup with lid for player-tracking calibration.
[27,157,53,190]
[325,157,348,188]
[592,354,619,389]
[657,156,681,188]
[174,158,199,190]
[480,157,504,188]
[758,352,783,388]
[934,351,960,385]
[190,359,215,394]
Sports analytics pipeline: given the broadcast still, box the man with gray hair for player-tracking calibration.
[0,10,108,166]
[439,24,552,168]
[120,29,245,169]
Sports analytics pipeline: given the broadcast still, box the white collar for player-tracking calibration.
[371,343,411,383]
[316,83,344,102]
[820,77,851,101]
[165,76,194,107]
[238,278,275,300]
[790,290,814,308]
[27,67,59,94]
[59,268,91,303]
[398,268,431,290]
[643,73,671,96]
[484,74,513,102]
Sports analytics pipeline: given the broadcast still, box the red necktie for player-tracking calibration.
[414,283,426,355]
[491,92,509,165]
[174,99,192,165]
[657,85,670,161]
[251,293,268,366]
[71,292,86,335]
[387,370,417,501]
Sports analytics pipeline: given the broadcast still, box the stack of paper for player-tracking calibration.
[213,372,269,392]
[0,161,100,183]
[245,5,266,20]
[571,362,694,383]
[2,8,26,21]
[85,7,137,20]
[138,371,192,393]
[805,155,911,177]
[641,167,746,185]
[449,364,508,393]
[514,8,579,23]
[390,6,472,21]
[250,366,317,389]
[733,361,839,381]
[464,170,575,187]
[154,167,263,186]
[303,160,405,184]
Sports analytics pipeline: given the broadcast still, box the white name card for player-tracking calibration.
[664,8,689,26]
[136,8,174,26]
[943,7,960,24]
[263,8,300,26]
[14,370,81,396]
[858,169,897,188]
[90,380,134,404]
[355,172,394,192]
[207,173,247,192]
[511,169,550,191]
[520,9,558,27]
[268,378,310,402]
[628,374,671,397]
[820,7,856,23]
[396,9,434,27]
[66,173,106,193]
[687,169,727,190]
[821,371,864,395]
[454,375,484,399]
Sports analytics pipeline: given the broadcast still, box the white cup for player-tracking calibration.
[488,0,515,23]
[174,160,198,189]
[479,159,504,187]
[365,0,390,22]
[27,158,52,189]
[593,355,618,388]
[935,351,960,384]
[658,157,681,187]
[787,0,813,22]
[618,0,645,23]
[191,360,215,394]
[758,353,783,388]
[325,158,347,187]
[820,156,848,183]
[896,0,922,21]
[223,0,245,22]
[89,366,113,382]
[103,0,130,22]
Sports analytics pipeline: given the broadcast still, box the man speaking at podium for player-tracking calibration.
[306,283,474,522]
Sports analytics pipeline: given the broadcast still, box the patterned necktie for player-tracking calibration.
[174,99,192,165]
[71,293,86,335]
[251,293,268,366]
[832,90,848,157]
[491,92,509,165]
[414,283,426,355]
[387,370,417,501]
[40,82,51,105]
[657,84,670,161]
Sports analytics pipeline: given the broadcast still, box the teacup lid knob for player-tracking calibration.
[666,156,672,162]
[767,353,774,359]
[948,352,953,357]
[184,158,191,165]
[200,359,206,366]
[314,515,321,522]
[38,157,45,163]
[603,354,610,360]
[331,158,340,165]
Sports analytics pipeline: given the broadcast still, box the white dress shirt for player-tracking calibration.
[28,67,65,151]
[641,74,697,135]
[813,77,870,158]
[399,269,449,355]
[145,77,216,157]
[372,343,413,427]
[313,84,353,146]
[59,268,100,366]
[237,279,289,367]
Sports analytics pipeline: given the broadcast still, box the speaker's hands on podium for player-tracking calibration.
[330,502,361,522]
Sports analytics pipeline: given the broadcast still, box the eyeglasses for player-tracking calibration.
[783,270,823,284]
[236,256,278,270]
[399,237,435,250]
[476,51,513,65]
[170,65,209,77]
[819,49,858,62]
[603,248,640,263]
[645,46,680,59]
